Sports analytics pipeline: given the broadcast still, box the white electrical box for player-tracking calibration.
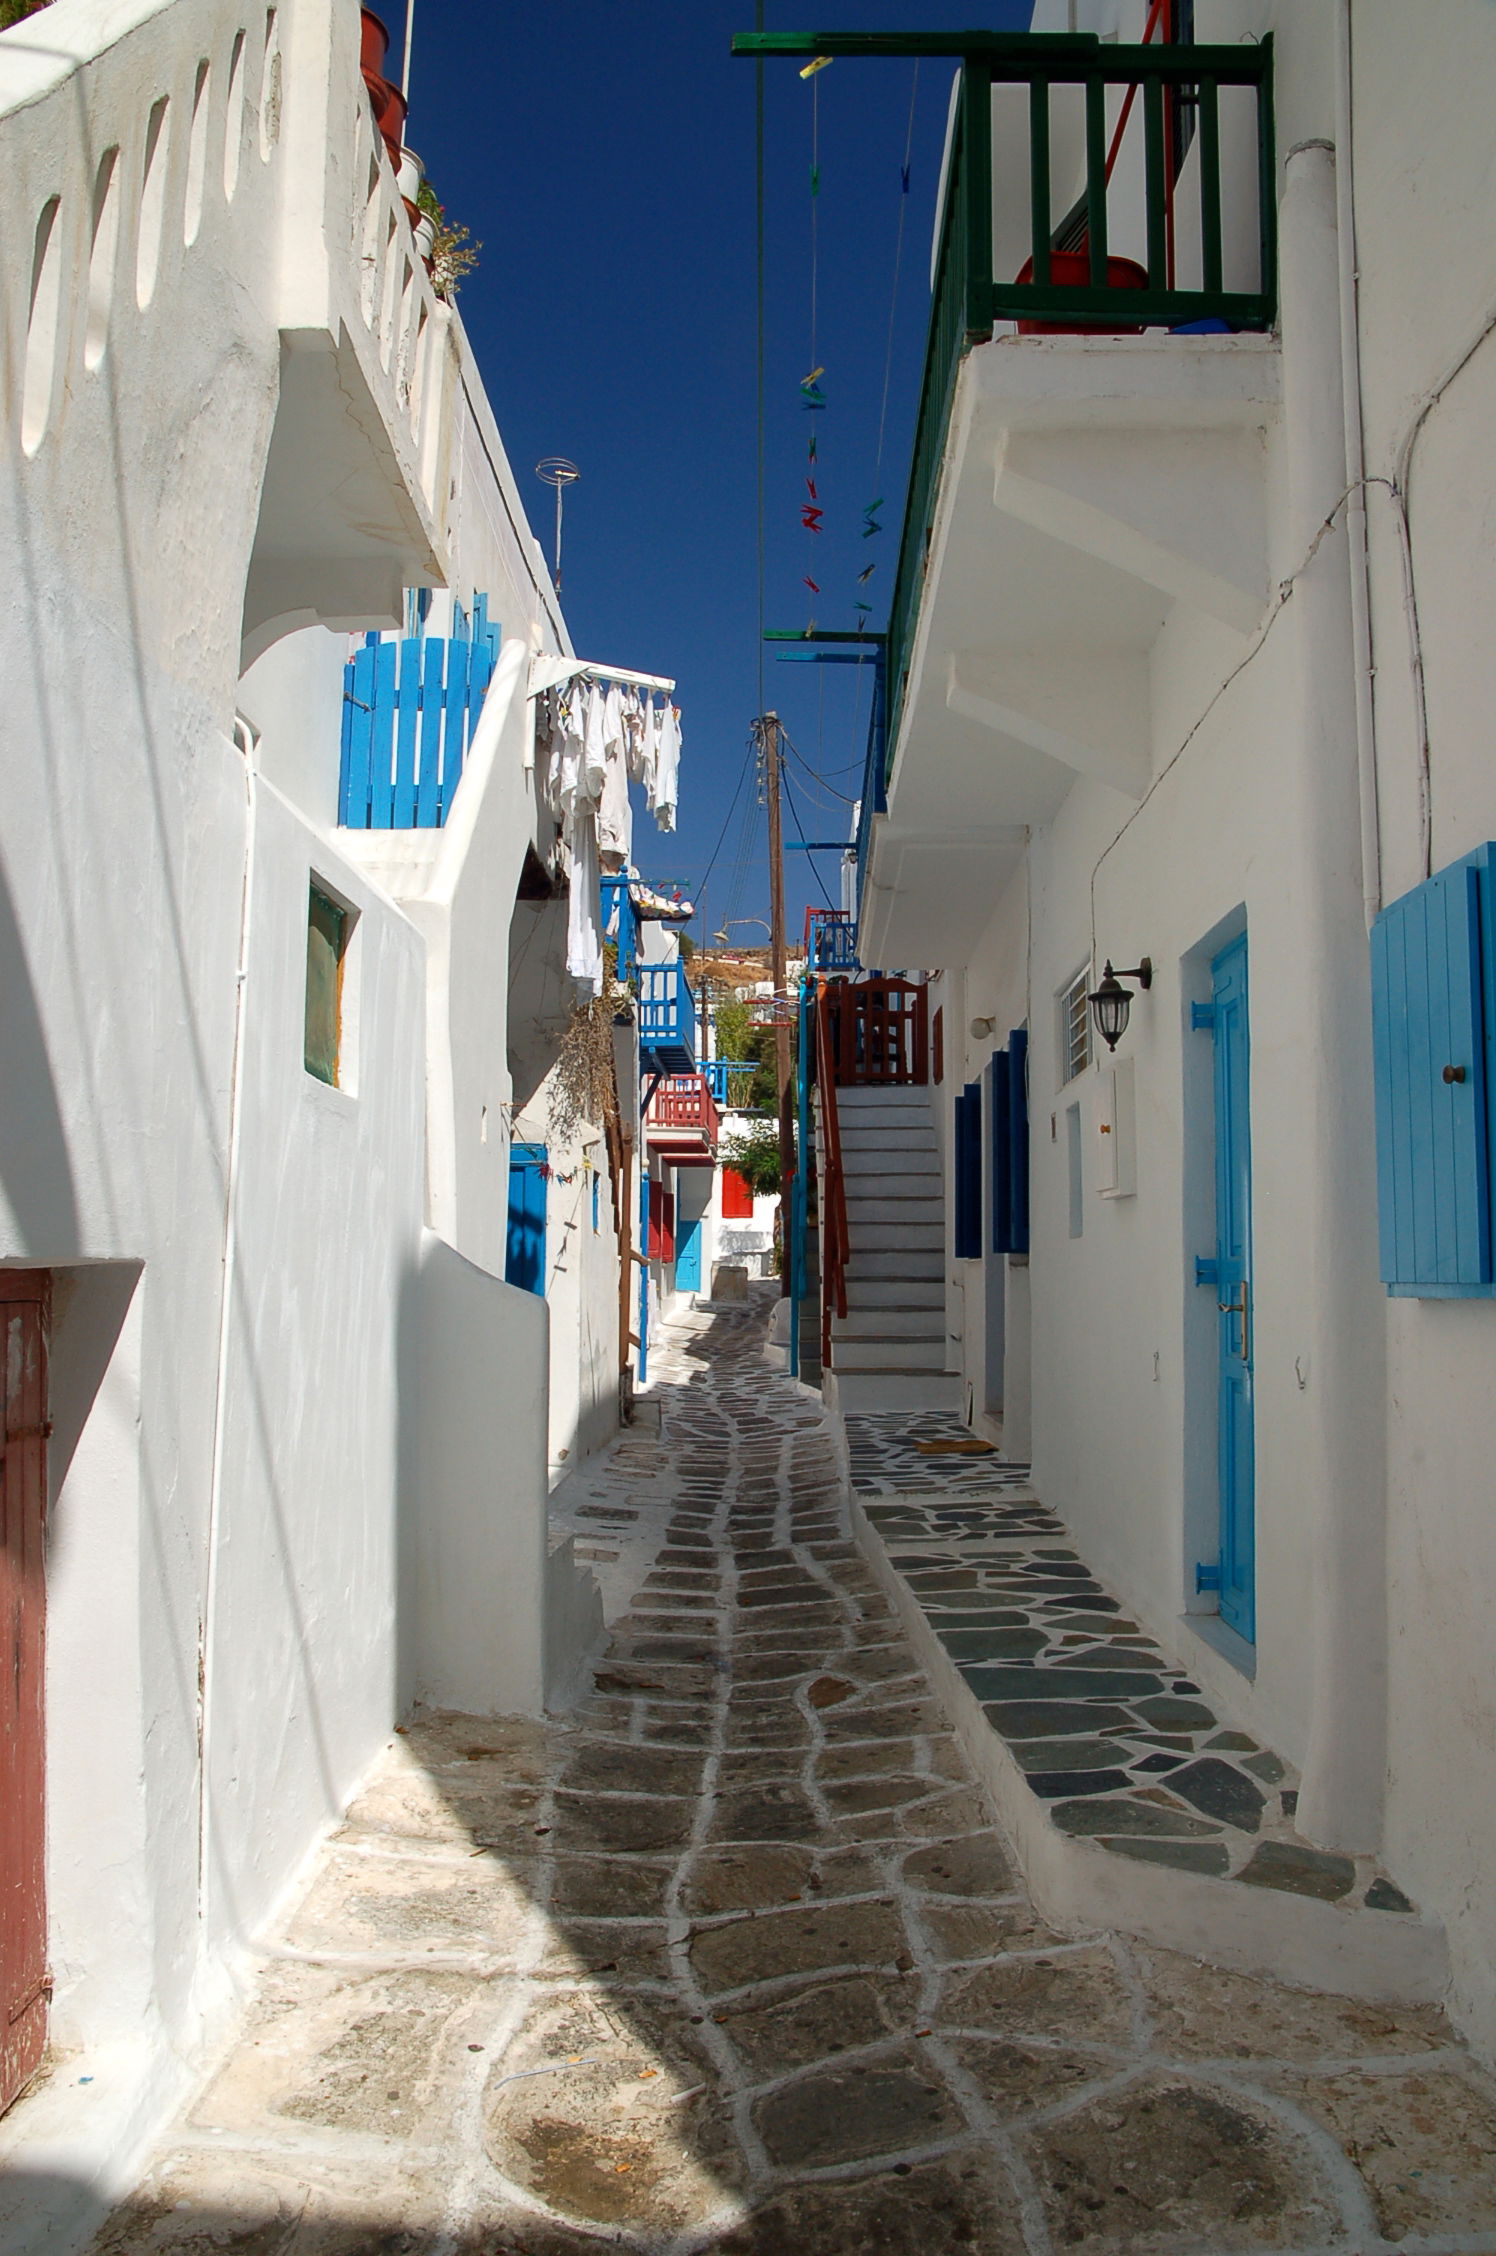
[1096,1059,1136,1198]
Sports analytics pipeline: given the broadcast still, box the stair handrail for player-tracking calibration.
[814,982,851,1367]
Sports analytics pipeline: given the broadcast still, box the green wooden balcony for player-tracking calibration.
[733,29,1276,790]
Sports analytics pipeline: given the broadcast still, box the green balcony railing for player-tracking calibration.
[733,29,1277,787]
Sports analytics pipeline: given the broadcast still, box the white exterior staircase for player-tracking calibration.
[820,1083,960,1413]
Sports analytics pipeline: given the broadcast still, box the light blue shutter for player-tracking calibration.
[1371,862,1490,1289]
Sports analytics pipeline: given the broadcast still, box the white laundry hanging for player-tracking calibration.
[651,702,681,833]
[566,803,605,992]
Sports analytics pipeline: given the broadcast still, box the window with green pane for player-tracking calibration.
[305,882,349,1085]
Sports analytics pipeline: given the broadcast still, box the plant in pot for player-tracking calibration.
[0,0,56,25]
[415,178,479,300]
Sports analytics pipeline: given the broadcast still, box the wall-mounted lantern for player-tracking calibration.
[1089,957,1153,1051]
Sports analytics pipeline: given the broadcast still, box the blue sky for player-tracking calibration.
[401,1,1031,942]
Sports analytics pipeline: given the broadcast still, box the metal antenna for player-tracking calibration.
[535,458,580,594]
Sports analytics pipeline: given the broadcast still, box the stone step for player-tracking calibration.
[843,1146,938,1182]
[829,1335,948,1371]
[834,1085,934,1108]
[847,1195,945,1224]
[848,1222,945,1252]
[832,1305,945,1339]
[847,1499,1449,2007]
[843,1277,945,1308]
[836,1131,939,1154]
[825,1366,964,1414]
[846,1252,947,1281]
[833,1110,936,1134]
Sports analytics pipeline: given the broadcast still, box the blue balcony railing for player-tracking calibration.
[340,594,501,828]
[637,962,696,1072]
[806,910,858,974]
[703,1058,756,1108]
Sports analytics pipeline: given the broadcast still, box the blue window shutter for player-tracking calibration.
[1008,1027,1030,1255]
[1371,862,1490,1289]
[505,1143,548,1295]
[954,1081,983,1258]
[990,1051,1012,1253]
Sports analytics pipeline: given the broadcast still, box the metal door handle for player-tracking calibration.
[1443,1064,1467,1084]
[1217,1284,1251,1363]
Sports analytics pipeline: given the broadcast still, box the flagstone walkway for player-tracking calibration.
[94,1295,1496,2256]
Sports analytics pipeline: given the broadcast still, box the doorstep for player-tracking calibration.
[840,1411,1447,2007]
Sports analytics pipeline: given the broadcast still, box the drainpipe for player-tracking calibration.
[197,716,259,1943]
[1278,141,1386,1855]
[1335,0,1381,931]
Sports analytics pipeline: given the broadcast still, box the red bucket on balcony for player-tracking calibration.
[1014,249,1149,336]
[360,7,391,74]
[363,70,407,165]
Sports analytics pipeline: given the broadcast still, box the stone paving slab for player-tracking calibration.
[89,1296,1496,2255]
[846,1416,1425,1937]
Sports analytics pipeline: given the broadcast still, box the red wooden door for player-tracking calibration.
[1,1271,49,2117]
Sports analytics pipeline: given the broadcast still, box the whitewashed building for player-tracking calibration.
[764,0,1496,2060]
[0,0,674,2223]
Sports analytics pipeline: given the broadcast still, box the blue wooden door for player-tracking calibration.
[505,1144,547,1295]
[1211,936,1255,1641]
[675,1208,703,1293]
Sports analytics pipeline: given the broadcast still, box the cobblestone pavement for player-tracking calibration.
[844,1417,1415,1912]
[94,1298,1496,2256]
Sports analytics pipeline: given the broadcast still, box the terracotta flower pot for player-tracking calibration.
[1014,248,1149,335]
[362,70,407,163]
[359,7,390,74]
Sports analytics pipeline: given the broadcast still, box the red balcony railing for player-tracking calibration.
[645,1073,720,1150]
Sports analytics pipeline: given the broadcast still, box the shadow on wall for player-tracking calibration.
[0,857,79,1252]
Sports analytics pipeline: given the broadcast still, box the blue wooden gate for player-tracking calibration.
[339,596,500,829]
[1210,935,1255,1643]
[505,1143,548,1296]
[675,1207,703,1293]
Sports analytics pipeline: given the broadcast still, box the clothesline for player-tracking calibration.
[528,655,676,698]
[534,670,684,998]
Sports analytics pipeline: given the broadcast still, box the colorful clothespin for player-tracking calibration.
[799,53,833,77]
[857,564,876,583]
[803,576,821,594]
[862,499,884,538]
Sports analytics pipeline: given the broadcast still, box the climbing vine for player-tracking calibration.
[547,989,627,1149]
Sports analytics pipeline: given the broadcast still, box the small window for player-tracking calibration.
[305,882,349,1085]
[1059,965,1091,1085]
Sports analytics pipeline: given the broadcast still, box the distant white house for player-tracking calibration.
[0,0,679,2230]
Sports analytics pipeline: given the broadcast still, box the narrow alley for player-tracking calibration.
[89,1294,1496,2256]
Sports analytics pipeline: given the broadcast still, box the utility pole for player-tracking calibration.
[760,712,796,1295]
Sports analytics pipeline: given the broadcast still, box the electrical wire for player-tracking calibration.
[693,739,756,900]
[785,735,857,805]
[781,763,839,912]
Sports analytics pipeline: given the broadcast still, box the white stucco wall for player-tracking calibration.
[0,0,618,2215]
[870,0,1496,2065]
